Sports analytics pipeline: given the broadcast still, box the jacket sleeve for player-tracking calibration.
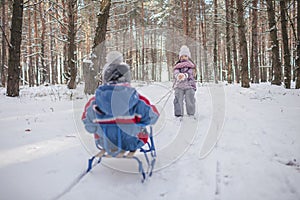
[174,68,180,79]
[187,68,195,79]
[137,94,160,126]
[81,97,98,133]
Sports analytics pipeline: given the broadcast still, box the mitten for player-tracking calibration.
[177,73,187,81]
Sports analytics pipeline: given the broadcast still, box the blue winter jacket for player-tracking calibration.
[82,84,159,151]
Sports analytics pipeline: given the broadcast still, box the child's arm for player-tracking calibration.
[187,68,195,79]
[137,94,160,125]
[174,68,180,79]
[82,97,99,133]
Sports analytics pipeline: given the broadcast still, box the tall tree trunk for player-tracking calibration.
[61,0,68,84]
[141,0,146,81]
[1,0,7,87]
[236,0,250,88]
[197,0,203,83]
[225,0,232,84]
[93,0,111,55]
[290,0,296,82]
[267,0,282,85]
[83,0,111,94]
[296,0,300,89]
[49,2,57,85]
[201,0,209,82]
[127,16,133,77]
[280,1,291,89]
[251,0,259,83]
[55,0,60,84]
[7,0,24,97]
[231,0,239,83]
[181,0,189,37]
[213,0,218,83]
[151,32,157,81]
[135,27,139,80]
[159,35,163,81]
[27,6,34,87]
[260,7,268,82]
[34,0,39,86]
[39,1,47,84]
[67,0,77,89]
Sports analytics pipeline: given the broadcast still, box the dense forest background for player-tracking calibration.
[0,0,300,96]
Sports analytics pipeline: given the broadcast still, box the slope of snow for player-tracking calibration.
[0,82,299,200]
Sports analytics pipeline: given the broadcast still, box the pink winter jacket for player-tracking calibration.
[173,60,196,91]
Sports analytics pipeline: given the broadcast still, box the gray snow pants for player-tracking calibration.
[173,88,196,116]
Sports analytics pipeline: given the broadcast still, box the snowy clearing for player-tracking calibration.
[0,82,299,200]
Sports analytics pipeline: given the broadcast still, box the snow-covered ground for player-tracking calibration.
[0,82,299,200]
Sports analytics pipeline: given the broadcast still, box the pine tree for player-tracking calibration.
[296,0,300,89]
[225,0,232,84]
[1,0,8,87]
[251,0,259,83]
[267,0,282,86]
[236,0,249,88]
[280,1,291,89]
[7,0,24,97]
[67,0,77,89]
[83,0,111,94]
[231,0,239,83]
[213,0,219,84]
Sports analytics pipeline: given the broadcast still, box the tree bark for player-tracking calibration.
[141,0,146,81]
[267,0,282,85]
[39,1,47,84]
[60,0,68,84]
[93,0,111,55]
[151,32,157,81]
[259,7,268,83]
[67,0,77,89]
[83,0,111,94]
[231,0,239,83]
[225,0,232,84]
[7,0,24,97]
[201,0,209,82]
[1,0,7,87]
[213,0,218,83]
[280,1,291,89]
[49,2,57,85]
[236,0,250,88]
[296,0,300,89]
[181,0,189,37]
[27,5,34,87]
[34,0,39,86]
[251,0,259,83]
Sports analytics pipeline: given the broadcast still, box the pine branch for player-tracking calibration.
[0,24,12,48]
[285,4,297,41]
[23,0,43,9]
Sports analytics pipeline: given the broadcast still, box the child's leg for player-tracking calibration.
[174,88,184,116]
[185,88,196,115]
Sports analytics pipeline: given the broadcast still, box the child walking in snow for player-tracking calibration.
[82,51,159,152]
[173,45,196,118]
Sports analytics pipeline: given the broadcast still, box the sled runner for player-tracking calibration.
[86,124,156,182]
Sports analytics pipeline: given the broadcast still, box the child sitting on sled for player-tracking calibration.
[82,51,159,153]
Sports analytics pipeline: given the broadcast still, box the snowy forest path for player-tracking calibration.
[2,83,300,200]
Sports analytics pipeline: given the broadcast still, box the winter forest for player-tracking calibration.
[1,0,300,96]
[1,1,300,200]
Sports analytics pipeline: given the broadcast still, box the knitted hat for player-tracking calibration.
[102,51,131,84]
[179,45,191,59]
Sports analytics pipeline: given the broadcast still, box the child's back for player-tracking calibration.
[82,51,159,152]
